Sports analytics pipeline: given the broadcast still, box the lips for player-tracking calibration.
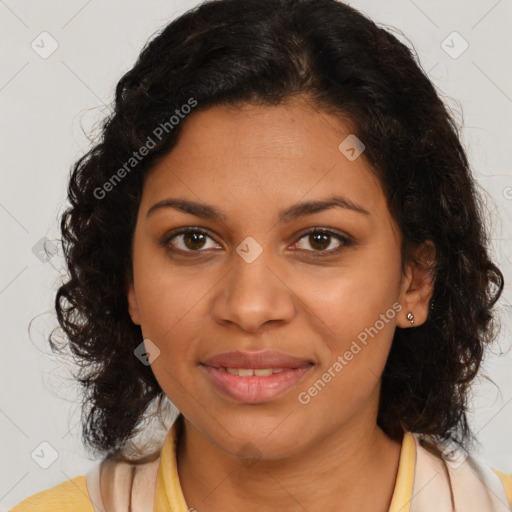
[202,350,312,369]
[201,350,314,404]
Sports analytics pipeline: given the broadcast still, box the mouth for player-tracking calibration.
[200,350,314,404]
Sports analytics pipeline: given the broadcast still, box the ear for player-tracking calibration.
[397,240,436,328]
[126,281,141,325]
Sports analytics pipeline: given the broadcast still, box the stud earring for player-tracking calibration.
[406,312,414,327]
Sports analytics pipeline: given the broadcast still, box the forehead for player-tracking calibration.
[140,99,388,225]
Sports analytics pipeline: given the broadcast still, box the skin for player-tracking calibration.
[127,96,434,511]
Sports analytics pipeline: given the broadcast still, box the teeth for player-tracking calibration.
[223,367,285,377]
[254,368,273,376]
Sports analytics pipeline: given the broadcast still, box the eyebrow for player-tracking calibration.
[146,194,370,223]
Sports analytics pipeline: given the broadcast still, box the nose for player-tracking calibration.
[211,247,296,333]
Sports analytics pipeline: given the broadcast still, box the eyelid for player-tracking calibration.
[291,227,354,257]
[294,226,355,244]
[160,226,355,256]
[160,226,222,251]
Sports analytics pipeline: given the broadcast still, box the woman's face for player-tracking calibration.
[127,97,425,459]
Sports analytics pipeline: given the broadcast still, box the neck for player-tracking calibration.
[175,413,402,512]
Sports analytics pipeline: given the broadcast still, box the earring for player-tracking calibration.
[406,312,414,327]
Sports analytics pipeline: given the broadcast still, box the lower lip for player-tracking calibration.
[201,364,313,404]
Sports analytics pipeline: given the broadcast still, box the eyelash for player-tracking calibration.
[160,227,354,258]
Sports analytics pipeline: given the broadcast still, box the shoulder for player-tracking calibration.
[492,467,512,507]
[10,475,93,512]
[411,433,512,510]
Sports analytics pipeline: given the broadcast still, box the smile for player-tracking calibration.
[201,362,314,404]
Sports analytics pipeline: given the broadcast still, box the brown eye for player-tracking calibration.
[165,228,219,253]
[292,229,353,257]
[306,232,333,251]
[182,232,207,250]
[162,227,353,258]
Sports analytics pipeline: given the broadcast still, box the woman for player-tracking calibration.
[12,0,512,510]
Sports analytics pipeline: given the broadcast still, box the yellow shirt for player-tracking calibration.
[10,421,512,511]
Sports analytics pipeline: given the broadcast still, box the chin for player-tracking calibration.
[203,410,310,461]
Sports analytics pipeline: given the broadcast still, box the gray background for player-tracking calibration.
[1,0,511,508]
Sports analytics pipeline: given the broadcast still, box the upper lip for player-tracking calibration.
[202,350,313,369]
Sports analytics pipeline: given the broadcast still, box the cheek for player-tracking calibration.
[299,246,402,402]
[131,257,217,390]
[133,266,204,406]
[132,237,211,338]
[296,282,400,425]
[304,256,402,347]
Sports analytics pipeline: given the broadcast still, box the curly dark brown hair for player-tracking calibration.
[50,0,504,462]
